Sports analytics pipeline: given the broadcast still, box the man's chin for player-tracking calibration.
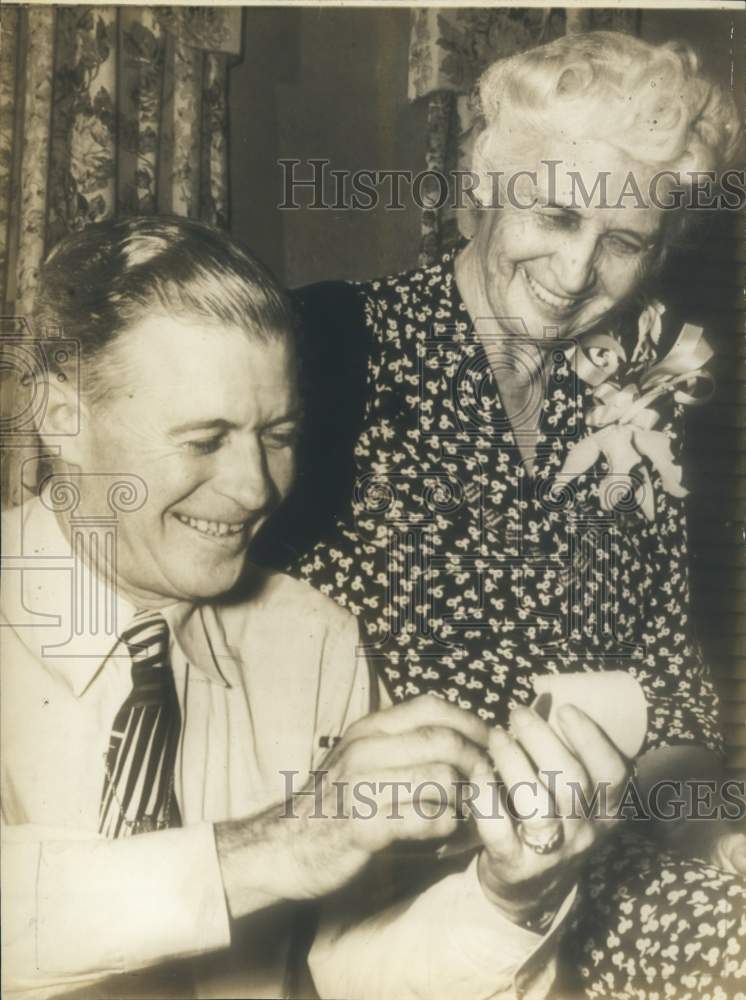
[171,555,248,603]
[196,571,246,602]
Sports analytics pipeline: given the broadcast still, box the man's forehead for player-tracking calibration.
[119,314,293,368]
[103,315,297,415]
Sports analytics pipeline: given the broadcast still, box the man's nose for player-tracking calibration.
[215,436,273,514]
[552,232,598,295]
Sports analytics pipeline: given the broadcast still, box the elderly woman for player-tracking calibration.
[256,30,746,997]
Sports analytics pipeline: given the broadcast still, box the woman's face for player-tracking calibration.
[472,137,665,340]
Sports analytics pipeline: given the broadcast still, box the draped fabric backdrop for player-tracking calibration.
[407,7,640,265]
[0,5,242,505]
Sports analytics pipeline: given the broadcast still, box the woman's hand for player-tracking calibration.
[470,704,631,925]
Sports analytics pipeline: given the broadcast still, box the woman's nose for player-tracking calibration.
[552,232,598,295]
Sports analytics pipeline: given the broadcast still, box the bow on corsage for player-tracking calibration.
[556,303,714,521]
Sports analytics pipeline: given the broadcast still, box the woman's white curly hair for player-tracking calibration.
[473,31,742,193]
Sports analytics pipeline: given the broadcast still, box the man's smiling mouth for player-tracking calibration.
[519,267,585,315]
[173,513,247,539]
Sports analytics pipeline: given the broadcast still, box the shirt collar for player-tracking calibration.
[2,498,232,696]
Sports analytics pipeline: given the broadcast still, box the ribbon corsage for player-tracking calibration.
[556,302,714,521]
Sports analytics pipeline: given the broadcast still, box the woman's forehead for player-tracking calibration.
[534,137,655,192]
[501,139,666,234]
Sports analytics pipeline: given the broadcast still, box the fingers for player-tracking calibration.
[468,755,521,862]
[311,696,494,862]
[556,704,630,808]
[346,694,490,749]
[364,802,459,849]
[339,762,464,816]
[473,705,625,895]
[488,725,561,842]
[509,706,591,815]
[345,764,464,853]
[337,725,488,780]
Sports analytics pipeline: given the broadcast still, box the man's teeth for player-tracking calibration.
[174,513,245,537]
[522,268,578,311]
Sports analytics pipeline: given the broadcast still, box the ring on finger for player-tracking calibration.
[517,823,564,855]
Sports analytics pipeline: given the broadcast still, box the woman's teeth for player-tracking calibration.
[521,268,579,313]
[174,513,245,538]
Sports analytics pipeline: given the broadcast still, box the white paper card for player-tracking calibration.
[531,670,648,760]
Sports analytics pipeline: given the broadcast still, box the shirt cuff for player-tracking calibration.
[36,823,231,977]
[451,857,544,969]
[457,856,578,997]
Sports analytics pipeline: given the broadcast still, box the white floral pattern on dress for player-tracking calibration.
[294,247,745,996]
[297,246,722,757]
[566,827,746,998]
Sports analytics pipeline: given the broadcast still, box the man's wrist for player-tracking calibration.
[214,812,290,919]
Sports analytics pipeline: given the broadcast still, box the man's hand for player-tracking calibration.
[215,695,491,919]
[470,704,630,925]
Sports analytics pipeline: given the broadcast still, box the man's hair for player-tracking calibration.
[33,215,296,404]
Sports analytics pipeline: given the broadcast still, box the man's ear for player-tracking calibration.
[36,372,88,468]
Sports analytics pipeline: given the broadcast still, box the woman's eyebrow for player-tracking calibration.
[608,226,658,245]
[611,228,645,240]
[537,199,581,214]
[539,199,657,241]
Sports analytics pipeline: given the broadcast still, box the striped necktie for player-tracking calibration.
[99,610,182,837]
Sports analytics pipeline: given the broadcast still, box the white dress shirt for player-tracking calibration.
[2,499,570,1000]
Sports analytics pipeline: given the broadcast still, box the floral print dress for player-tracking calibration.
[291,247,746,997]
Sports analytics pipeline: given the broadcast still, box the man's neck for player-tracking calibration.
[53,509,176,613]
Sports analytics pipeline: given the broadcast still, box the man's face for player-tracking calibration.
[474,138,664,340]
[71,315,299,607]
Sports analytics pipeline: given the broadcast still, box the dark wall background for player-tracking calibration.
[228,7,745,776]
[229,6,424,288]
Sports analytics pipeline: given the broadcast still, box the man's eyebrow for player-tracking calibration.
[169,418,236,436]
[263,409,304,429]
[169,410,303,436]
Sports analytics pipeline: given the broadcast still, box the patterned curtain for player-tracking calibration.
[408,7,640,265]
[0,6,242,506]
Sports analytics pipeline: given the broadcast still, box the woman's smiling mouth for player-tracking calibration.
[519,267,585,316]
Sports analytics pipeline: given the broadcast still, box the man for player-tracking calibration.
[1,217,630,1000]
